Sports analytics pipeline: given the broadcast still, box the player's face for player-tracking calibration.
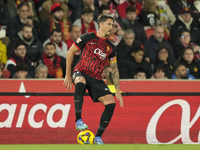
[183,49,194,63]
[51,32,62,44]
[82,13,94,24]
[45,45,56,58]
[15,45,26,58]
[101,18,114,37]
[36,67,48,78]
[134,72,146,79]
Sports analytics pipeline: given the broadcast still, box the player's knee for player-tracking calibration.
[75,76,86,84]
[102,95,115,105]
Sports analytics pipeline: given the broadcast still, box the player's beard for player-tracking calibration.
[46,53,54,59]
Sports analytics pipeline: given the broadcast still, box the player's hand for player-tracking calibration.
[115,91,124,107]
[63,75,72,91]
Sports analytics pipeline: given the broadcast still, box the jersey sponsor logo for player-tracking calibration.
[94,48,107,60]
[76,38,82,43]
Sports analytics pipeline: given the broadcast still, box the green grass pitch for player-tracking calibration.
[0,144,200,150]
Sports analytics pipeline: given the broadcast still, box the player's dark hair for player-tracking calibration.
[15,63,28,73]
[81,7,94,15]
[18,2,29,10]
[45,42,56,49]
[50,28,62,36]
[126,6,136,14]
[15,40,26,50]
[134,68,146,76]
[130,46,144,54]
[99,4,110,14]
[97,14,114,24]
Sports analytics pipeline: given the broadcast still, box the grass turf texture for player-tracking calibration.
[0,144,200,150]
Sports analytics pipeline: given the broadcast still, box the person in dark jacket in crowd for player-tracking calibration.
[170,7,200,47]
[0,0,9,26]
[5,41,35,78]
[144,25,175,63]
[118,46,152,79]
[70,0,99,23]
[6,2,38,40]
[172,63,195,79]
[154,45,174,79]
[37,42,66,78]
[123,6,147,45]
[116,29,142,61]
[172,30,200,59]
[175,47,200,79]
[168,0,199,20]
[7,24,44,63]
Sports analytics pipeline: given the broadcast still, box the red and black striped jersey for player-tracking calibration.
[73,32,116,80]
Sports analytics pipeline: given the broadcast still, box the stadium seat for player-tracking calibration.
[2,69,10,78]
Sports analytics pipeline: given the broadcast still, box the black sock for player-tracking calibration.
[95,103,116,137]
[74,83,85,122]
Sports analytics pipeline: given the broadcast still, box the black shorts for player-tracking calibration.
[72,71,112,102]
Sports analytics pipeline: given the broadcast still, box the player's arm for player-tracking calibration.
[63,44,79,90]
[110,59,124,107]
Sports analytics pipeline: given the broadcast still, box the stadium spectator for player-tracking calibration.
[151,65,168,79]
[73,7,99,34]
[99,0,119,18]
[0,0,9,27]
[172,63,195,79]
[6,2,38,40]
[43,29,68,58]
[168,0,199,19]
[154,45,174,78]
[116,29,142,61]
[5,41,35,78]
[172,30,200,59]
[144,26,175,63]
[37,42,66,78]
[116,0,143,19]
[175,47,200,79]
[7,24,43,63]
[40,0,69,22]
[138,0,158,29]
[12,63,31,78]
[66,25,81,49]
[7,0,40,24]
[133,68,147,79]
[156,0,176,28]
[35,64,48,78]
[0,29,7,65]
[40,3,70,43]
[170,7,200,47]
[100,5,124,45]
[123,6,147,45]
[70,0,99,23]
[0,62,4,78]
[118,46,152,79]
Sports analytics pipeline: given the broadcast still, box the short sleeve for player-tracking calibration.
[74,33,89,50]
[108,45,117,63]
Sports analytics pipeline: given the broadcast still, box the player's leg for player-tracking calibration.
[94,94,116,144]
[73,74,88,131]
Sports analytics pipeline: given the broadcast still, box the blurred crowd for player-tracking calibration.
[1,0,200,80]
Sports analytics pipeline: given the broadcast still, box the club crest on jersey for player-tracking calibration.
[94,48,107,60]
[76,38,82,43]
[107,46,110,51]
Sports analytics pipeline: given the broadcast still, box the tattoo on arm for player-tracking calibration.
[110,62,120,90]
